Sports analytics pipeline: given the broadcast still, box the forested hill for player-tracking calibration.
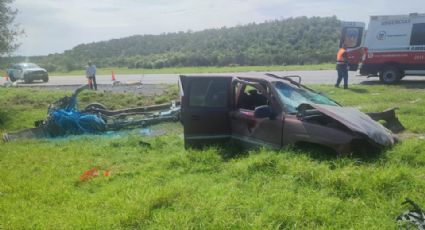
[32,16,341,71]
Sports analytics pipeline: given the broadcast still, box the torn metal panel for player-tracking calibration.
[306,104,395,147]
[366,108,405,133]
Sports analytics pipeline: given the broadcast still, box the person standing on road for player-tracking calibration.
[335,44,349,89]
[86,61,97,90]
[6,67,14,82]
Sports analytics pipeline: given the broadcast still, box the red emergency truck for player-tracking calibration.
[341,13,425,84]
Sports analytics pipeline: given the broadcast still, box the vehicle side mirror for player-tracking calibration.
[254,105,273,119]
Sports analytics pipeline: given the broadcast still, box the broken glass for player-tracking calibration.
[273,81,338,113]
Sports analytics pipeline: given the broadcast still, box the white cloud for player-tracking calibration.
[12,0,425,56]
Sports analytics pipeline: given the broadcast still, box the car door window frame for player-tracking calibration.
[188,78,229,109]
[232,78,272,112]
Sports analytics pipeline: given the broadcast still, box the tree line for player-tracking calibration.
[0,0,21,57]
[2,16,342,71]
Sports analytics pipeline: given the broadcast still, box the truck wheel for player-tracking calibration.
[42,76,49,82]
[379,67,401,84]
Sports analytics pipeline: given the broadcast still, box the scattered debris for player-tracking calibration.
[80,168,99,181]
[2,85,181,142]
[103,170,111,177]
[138,140,152,148]
[80,168,111,181]
[397,198,425,230]
[112,80,122,86]
[111,71,142,87]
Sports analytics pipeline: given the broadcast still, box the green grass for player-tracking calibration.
[46,63,334,76]
[1,84,425,229]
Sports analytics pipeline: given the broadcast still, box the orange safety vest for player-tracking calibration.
[336,47,346,62]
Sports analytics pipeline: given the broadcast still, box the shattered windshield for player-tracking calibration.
[273,81,338,113]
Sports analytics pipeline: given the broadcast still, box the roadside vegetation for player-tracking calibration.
[0,0,21,56]
[46,63,334,76]
[1,84,424,229]
[1,16,340,72]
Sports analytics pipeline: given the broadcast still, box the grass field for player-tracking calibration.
[1,84,424,229]
[44,63,334,76]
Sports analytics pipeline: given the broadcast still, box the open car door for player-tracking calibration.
[179,75,232,148]
[230,78,284,149]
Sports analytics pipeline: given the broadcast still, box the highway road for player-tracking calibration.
[1,70,424,86]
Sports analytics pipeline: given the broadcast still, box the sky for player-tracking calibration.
[12,0,424,56]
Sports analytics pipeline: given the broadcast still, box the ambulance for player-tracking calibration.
[341,13,425,84]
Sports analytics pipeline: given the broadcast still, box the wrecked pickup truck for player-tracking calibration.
[179,73,403,154]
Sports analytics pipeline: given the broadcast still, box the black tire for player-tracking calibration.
[42,76,49,82]
[379,66,401,84]
[9,75,16,82]
[84,103,107,111]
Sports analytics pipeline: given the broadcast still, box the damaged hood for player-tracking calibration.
[309,104,395,147]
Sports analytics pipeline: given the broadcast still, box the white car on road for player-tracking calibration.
[7,63,49,83]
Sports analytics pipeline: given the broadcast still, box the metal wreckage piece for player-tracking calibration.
[397,198,425,230]
[2,85,181,142]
